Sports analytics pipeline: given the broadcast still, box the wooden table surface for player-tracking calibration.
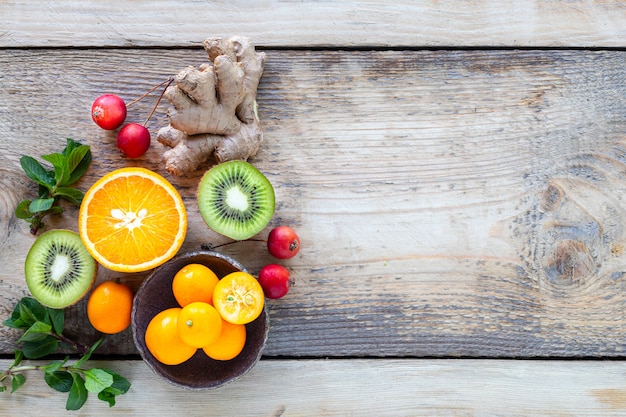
[2,1,626,415]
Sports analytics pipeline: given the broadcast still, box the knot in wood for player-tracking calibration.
[544,239,595,283]
[540,183,564,212]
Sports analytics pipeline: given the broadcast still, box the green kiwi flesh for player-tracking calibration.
[197,160,275,240]
[25,229,97,309]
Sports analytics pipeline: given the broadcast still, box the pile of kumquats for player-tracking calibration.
[144,264,265,365]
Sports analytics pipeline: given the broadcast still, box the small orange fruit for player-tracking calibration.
[78,167,187,273]
[145,308,196,365]
[87,280,134,334]
[176,302,222,348]
[213,271,265,325]
[172,264,219,307]
[202,318,247,361]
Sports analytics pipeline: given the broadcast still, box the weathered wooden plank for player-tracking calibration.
[1,358,626,416]
[2,0,626,48]
[1,49,626,358]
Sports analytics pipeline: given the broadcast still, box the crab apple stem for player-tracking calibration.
[201,238,267,251]
[142,77,174,127]
[126,77,174,107]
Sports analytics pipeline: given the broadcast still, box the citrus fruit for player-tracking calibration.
[202,318,247,361]
[172,263,219,307]
[213,271,265,325]
[87,280,134,334]
[78,167,187,272]
[176,302,222,348]
[145,307,197,365]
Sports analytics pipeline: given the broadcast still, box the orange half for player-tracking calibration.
[78,167,187,272]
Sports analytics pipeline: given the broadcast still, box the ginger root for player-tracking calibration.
[157,36,266,176]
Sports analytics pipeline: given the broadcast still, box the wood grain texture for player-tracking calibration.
[1,48,626,358]
[1,0,626,48]
[1,358,626,416]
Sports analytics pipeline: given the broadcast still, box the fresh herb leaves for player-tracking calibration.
[15,138,92,235]
[1,297,130,410]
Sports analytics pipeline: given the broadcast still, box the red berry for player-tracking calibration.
[91,94,127,130]
[116,123,151,158]
[267,226,300,259]
[258,264,291,299]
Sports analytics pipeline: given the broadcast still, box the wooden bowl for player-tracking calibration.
[131,251,269,390]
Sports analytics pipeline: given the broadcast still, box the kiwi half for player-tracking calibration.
[197,160,275,240]
[25,229,97,309]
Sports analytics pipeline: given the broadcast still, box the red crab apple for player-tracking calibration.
[267,226,300,259]
[117,123,151,158]
[91,94,127,130]
[258,264,291,299]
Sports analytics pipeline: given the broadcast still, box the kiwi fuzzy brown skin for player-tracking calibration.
[197,160,275,241]
[24,229,97,309]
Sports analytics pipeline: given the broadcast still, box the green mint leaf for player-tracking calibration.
[11,374,26,393]
[67,143,90,173]
[0,385,6,393]
[61,138,82,157]
[18,331,50,343]
[47,307,65,335]
[14,199,33,219]
[18,320,53,343]
[63,139,92,185]
[22,335,59,359]
[6,301,24,322]
[54,187,84,206]
[20,155,55,190]
[97,390,116,407]
[41,152,70,186]
[3,314,28,330]
[104,370,131,395]
[28,197,55,214]
[66,374,88,411]
[2,318,22,329]
[5,297,45,329]
[66,149,92,185]
[84,368,114,394]
[96,371,131,407]
[74,338,103,368]
[45,370,73,393]
[37,183,51,198]
[18,297,47,326]
[18,141,91,234]
[49,205,64,215]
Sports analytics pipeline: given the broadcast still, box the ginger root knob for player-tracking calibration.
[157,36,266,176]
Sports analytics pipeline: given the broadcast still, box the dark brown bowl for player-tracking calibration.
[131,251,269,390]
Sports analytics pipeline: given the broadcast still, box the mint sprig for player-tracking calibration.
[15,138,91,235]
[1,297,131,410]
